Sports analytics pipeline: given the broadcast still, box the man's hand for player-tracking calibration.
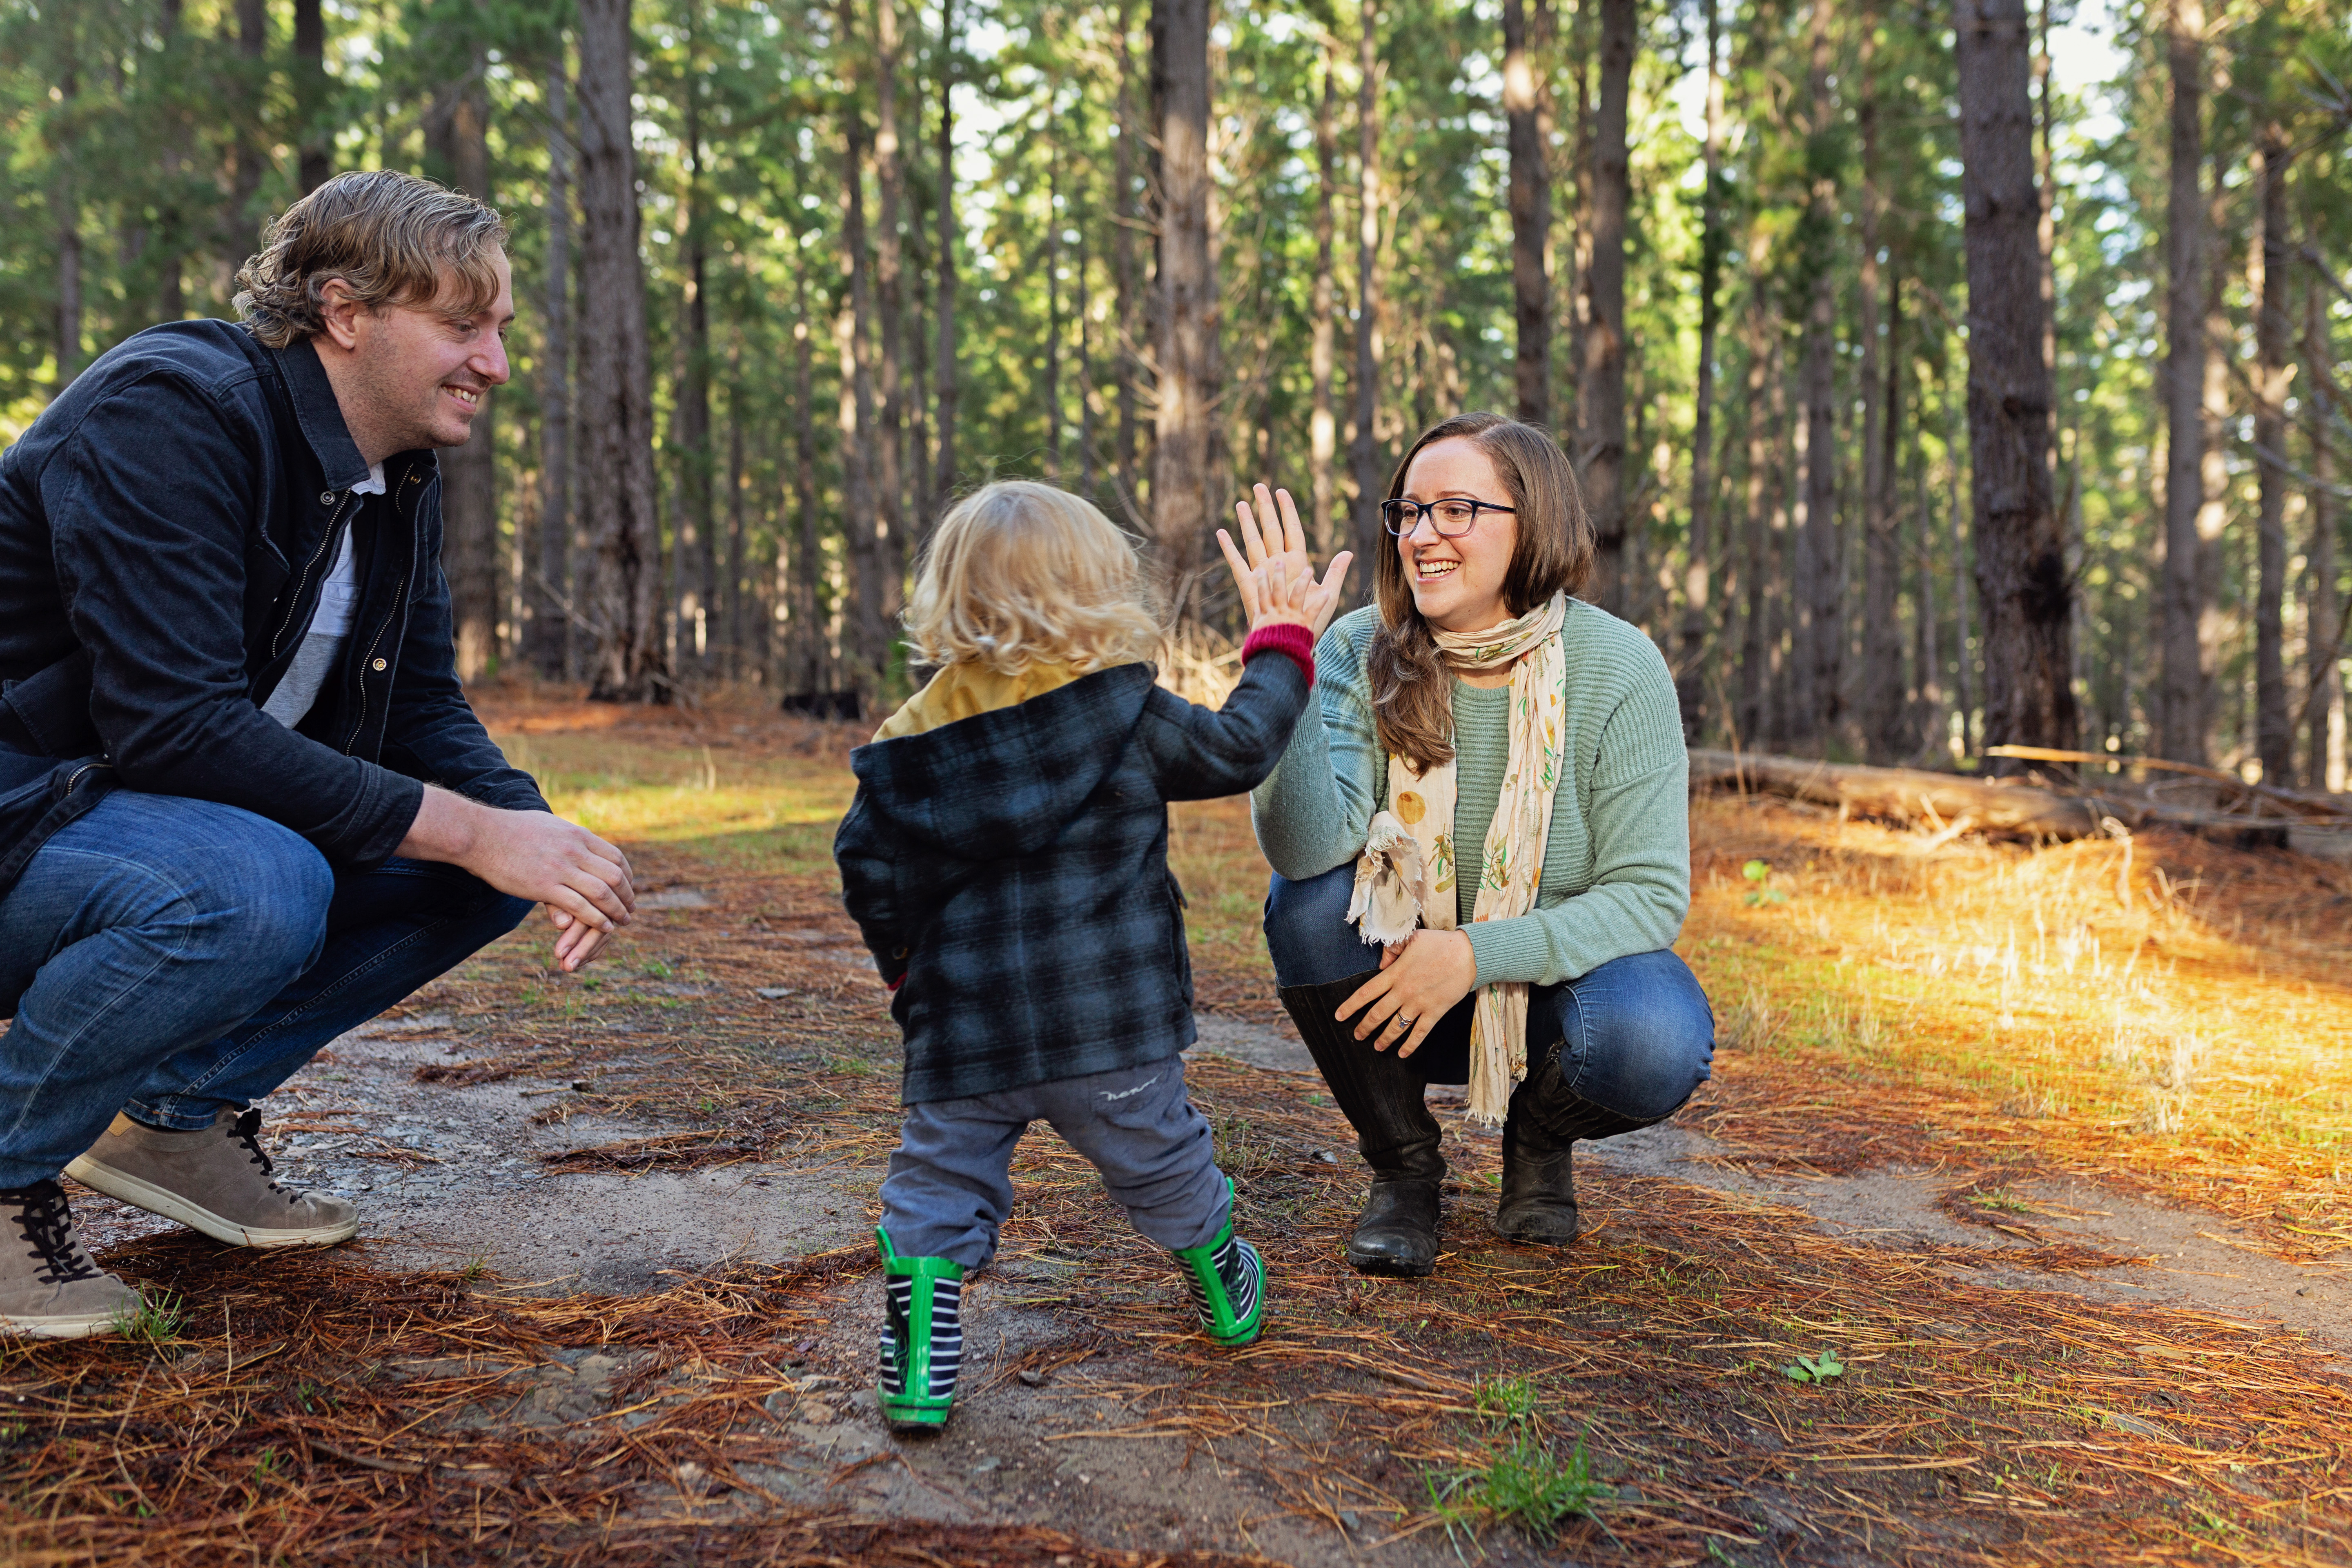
[399,786,635,972]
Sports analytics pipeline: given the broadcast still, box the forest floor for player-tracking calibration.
[7,681,2352,1567]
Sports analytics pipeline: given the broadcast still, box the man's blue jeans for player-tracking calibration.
[1264,864,1715,1124]
[0,790,532,1188]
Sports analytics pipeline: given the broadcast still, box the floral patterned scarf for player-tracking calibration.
[1347,592,1568,1124]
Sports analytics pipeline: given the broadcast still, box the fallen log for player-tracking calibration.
[1687,748,2352,849]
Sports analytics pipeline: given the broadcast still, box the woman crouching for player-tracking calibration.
[834,480,1346,1429]
[1239,413,1715,1277]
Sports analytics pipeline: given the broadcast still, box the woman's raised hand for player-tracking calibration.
[1216,483,1353,639]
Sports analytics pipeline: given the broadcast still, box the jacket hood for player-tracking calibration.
[849,662,1156,858]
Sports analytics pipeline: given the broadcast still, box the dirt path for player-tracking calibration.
[18,696,2352,1567]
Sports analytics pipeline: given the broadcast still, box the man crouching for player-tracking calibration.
[0,170,635,1336]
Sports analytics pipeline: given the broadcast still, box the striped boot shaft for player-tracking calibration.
[1171,1220,1265,1347]
[879,1274,963,1402]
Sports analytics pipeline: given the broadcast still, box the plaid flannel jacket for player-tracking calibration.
[835,651,1309,1104]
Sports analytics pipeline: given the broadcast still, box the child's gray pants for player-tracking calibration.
[879,1055,1229,1269]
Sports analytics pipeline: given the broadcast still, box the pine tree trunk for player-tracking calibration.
[675,17,716,677]
[1578,0,1631,611]
[2308,275,2344,790]
[526,57,573,680]
[930,0,958,539]
[791,263,827,693]
[1046,148,1064,474]
[1151,0,1217,615]
[2194,149,2232,751]
[1947,384,1976,754]
[49,32,80,393]
[1956,0,2075,760]
[1864,273,1907,761]
[1735,278,1774,747]
[2158,0,2207,763]
[577,0,668,703]
[873,0,909,619]
[726,389,746,677]
[1309,52,1340,557]
[293,0,330,193]
[1348,0,1385,586]
[229,0,266,247]
[1791,0,1838,742]
[2253,122,2293,783]
[1676,0,1722,739]
[1113,0,1143,523]
[1504,0,1550,428]
[1858,13,1905,762]
[426,56,501,682]
[837,38,886,685]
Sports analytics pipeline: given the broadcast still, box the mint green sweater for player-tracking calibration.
[1250,600,1690,988]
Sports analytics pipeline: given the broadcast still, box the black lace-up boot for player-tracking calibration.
[1279,971,1446,1276]
[0,1178,144,1339]
[1493,1040,1647,1245]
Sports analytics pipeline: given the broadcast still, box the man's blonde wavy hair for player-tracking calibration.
[907,481,1162,676]
[234,170,508,349]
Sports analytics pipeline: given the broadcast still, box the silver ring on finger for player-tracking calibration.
[1393,1013,1417,1029]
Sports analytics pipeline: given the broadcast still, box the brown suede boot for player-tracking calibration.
[67,1108,357,1249]
[0,1179,145,1339]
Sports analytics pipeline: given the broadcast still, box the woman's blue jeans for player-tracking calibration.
[1264,864,1714,1124]
[0,790,532,1188]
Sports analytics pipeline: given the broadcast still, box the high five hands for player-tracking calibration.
[1216,484,1353,639]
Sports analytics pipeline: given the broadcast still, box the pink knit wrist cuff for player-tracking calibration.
[1241,622,1316,688]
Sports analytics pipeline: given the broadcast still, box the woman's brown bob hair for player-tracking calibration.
[234,170,508,349]
[1366,412,1593,772]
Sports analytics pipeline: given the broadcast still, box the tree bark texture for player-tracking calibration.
[1955,0,2076,759]
[1791,0,1838,742]
[1348,0,1385,590]
[577,0,669,702]
[1735,273,1776,748]
[526,57,573,680]
[1152,0,1217,615]
[2158,0,2206,762]
[229,0,267,248]
[791,264,827,693]
[425,56,500,682]
[294,0,330,193]
[873,0,909,616]
[2308,275,2344,790]
[1309,53,1340,557]
[837,47,886,683]
[1675,0,1723,741]
[931,0,958,539]
[726,390,747,675]
[2252,123,2292,784]
[48,29,80,392]
[675,16,716,675]
[1858,11,1905,762]
[1504,0,1551,429]
[1577,0,1632,612]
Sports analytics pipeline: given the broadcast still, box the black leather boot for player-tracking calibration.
[1278,972,1445,1276]
[1493,1040,1646,1246]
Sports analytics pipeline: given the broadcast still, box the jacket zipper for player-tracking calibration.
[62,761,109,795]
[344,473,423,753]
[270,492,358,659]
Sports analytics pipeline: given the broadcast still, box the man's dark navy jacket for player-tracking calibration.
[0,319,545,898]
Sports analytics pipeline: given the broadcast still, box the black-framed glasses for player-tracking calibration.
[1381,497,1517,538]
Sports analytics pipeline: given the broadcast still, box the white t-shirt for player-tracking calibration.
[262,463,384,729]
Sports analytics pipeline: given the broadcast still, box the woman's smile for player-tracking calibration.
[1395,438,1518,634]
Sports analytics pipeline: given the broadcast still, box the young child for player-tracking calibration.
[834,479,1340,1431]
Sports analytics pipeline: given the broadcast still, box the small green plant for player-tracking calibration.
[640,958,675,979]
[254,1447,280,1478]
[1782,1350,1846,1384]
[109,1290,184,1346]
[1473,1374,1544,1423]
[1428,1431,1607,1542]
[1741,860,1790,907]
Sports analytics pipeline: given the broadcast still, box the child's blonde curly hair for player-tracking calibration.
[906,481,1163,676]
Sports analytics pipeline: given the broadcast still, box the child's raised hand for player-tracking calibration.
[1244,553,1323,633]
[1216,483,1353,637]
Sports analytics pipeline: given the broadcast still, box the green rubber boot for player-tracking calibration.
[876,1227,964,1430]
[1170,1188,1266,1347]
